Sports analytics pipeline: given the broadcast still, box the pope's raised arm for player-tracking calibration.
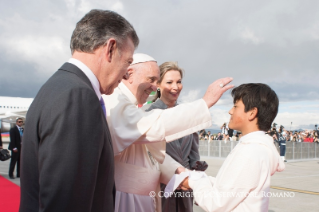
[103,53,233,156]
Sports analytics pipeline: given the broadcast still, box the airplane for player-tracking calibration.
[0,91,155,132]
[0,96,33,132]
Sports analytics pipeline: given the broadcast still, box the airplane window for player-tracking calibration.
[0,106,2,108]
[17,107,19,109]
[14,107,16,109]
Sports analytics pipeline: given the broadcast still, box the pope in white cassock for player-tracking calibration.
[102,53,233,212]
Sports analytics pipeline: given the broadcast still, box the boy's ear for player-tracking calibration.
[248,107,258,121]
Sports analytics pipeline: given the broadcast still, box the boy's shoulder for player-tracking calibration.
[240,133,272,144]
[237,133,275,157]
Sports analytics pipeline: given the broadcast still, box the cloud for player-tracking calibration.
[209,108,231,129]
[240,27,264,45]
[179,89,200,103]
[274,112,319,130]
[111,1,124,12]
[0,0,318,128]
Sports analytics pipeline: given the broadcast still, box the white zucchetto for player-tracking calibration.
[130,53,157,65]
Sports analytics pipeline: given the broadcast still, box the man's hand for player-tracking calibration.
[203,77,234,108]
[180,177,190,190]
[175,167,190,191]
[175,166,186,174]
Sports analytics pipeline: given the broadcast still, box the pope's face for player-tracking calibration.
[228,99,247,132]
[101,38,135,95]
[158,70,183,105]
[132,62,160,105]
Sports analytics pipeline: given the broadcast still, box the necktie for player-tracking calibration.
[100,97,106,116]
[19,128,23,137]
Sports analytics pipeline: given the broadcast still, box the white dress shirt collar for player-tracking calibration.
[68,58,101,100]
[239,131,265,143]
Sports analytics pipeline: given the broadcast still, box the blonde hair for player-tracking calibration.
[153,61,184,101]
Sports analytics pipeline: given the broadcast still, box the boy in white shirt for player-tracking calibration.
[181,83,285,212]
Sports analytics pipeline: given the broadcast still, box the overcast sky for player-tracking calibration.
[0,0,318,130]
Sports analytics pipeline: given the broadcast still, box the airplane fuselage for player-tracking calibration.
[0,96,33,132]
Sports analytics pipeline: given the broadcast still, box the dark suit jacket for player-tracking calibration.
[8,126,22,151]
[20,63,115,212]
[0,128,2,147]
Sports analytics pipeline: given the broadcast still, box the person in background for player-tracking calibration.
[277,126,287,162]
[210,135,215,141]
[231,132,237,141]
[314,133,319,143]
[228,127,234,138]
[216,132,223,140]
[0,127,3,149]
[220,122,229,135]
[199,129,206,140]
[146,61,208,212]
[8,118,23,179]
[224,134,230,143]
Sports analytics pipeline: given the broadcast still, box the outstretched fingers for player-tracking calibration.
[203,77,234,108]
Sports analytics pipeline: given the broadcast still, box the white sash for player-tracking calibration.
[114,160,161,196]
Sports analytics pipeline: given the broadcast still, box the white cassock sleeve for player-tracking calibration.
[158,154,182,184]
[103,84,212,160]
[188,146,262,212]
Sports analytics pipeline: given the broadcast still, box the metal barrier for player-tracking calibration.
[199,140,319,160]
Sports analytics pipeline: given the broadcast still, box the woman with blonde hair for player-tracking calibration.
[146,61,207,212]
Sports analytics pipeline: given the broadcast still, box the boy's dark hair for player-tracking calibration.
[231,83,279,131]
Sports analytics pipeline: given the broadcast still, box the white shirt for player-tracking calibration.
[189,131,285,212]
[239,131,265,142]
[68,58,101,100]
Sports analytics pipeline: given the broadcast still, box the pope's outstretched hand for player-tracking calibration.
[202,77,234,108]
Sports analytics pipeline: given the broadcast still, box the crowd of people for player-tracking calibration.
[199,124,319,143]
[268,125,319,143]
[199,123,240,142]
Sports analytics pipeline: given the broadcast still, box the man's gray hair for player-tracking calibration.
[70,9,139,54]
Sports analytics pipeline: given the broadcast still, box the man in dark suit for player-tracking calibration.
[0,127,2,149]
[20,10,139,212]
[8,118,23,179]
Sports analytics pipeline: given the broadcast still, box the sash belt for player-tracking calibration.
[114,160,160,196]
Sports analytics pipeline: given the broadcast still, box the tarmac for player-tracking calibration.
[1,142,318,212]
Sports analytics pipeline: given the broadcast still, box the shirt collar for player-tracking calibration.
[118,82,138,105]
[239,131,265,143]
[68,58,101,100]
